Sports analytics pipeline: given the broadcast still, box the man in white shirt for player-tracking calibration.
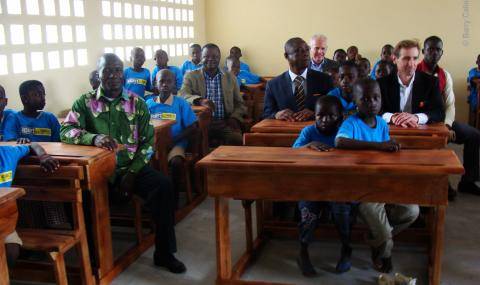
[378,39,445,127]
[418,36,480,197]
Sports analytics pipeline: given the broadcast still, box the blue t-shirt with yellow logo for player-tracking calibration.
[327,88,357,116]
[123,67,152,99]
[3,111,60,142]
[146,95,197,149]
[0,109,15,141]
[336,114,390,143]
[0,145,30,187]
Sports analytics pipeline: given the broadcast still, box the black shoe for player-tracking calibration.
[458,180,480,195]
[371,247,392,273]
[154,252,187,274]
[448,184,457,201]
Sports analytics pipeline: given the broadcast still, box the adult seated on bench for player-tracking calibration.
[60,53,186,273]
[263,37,334,121]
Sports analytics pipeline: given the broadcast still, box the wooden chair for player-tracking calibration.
[12,165,94,285]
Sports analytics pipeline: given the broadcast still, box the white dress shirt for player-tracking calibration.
[288,68,308,94]
[382,73,429,124]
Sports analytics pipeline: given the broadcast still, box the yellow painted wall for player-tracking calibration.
[205,0,479,122]
[1,0,206,115]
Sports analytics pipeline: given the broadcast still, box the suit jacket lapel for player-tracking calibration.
[220,70,229,107]
[282,71,295,107]
[198,70,206,98]
[391,73,401,112]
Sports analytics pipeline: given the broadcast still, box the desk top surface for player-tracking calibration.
[251,119,449,136]
[0,187,25,205]
[0,142,115,164]
[198,146,463,175]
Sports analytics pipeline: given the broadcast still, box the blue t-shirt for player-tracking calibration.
[181,60,202,75]
[0,145,30,187]
[468,67,480,109]
[123,67,152,99]
[336,114,390,143]
[151,66,184,92]
[240,61,251,72]
[236,70,261,87]
[146,95,197,149]
[3,111,60,142]
[370,59,381,79]
[0,109,15,141]
[327,88,357,116]
[292,124,336,148]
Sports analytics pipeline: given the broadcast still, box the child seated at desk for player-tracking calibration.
[0,143,59,266]
[124,47,154,99]
[181,44,203,75]
[3,80,60,143]
[357,58,371,79]
[333,49,347,64]
[374,60,395,80]
[0,84,15,141]
[229,46,251,72]
[146,69,198,205]
[467,54,480,113]
[293,96,356,275]
[336,78,419,273]
[225,56,262,88]
[152,49,183,93]
[327,61,359,116]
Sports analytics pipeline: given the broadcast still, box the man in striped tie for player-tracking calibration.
[263,37,335,121]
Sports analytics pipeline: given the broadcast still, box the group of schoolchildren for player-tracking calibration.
[1,39,480,282]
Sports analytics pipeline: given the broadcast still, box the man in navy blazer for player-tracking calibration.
[378,40,445,126]
[263,37,334,121]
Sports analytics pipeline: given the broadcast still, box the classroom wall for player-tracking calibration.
[205,0,479,123]
[1,0,206,115]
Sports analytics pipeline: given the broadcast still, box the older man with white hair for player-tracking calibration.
[309,34,338,72]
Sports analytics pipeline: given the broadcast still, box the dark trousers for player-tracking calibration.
[452,121,480,182]
[298,201,356,245]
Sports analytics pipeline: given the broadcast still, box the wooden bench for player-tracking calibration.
[12,165,94,285]
[0,187,25,285]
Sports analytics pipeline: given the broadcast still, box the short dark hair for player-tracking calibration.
[284,37,305,53]
[358,57,371,67]
[316,95,343,114]
[353,77,380,97]
[339,60,358,71]
[202,43,220,53]
[230,46,241,52]
[333,49,346,56]
[424,35,443,47]
[19,80,43,97]
[382,44,394,50]
[190,43,201,49]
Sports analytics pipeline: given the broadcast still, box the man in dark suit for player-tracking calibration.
[378,39,445,127]
[263,37,334,121]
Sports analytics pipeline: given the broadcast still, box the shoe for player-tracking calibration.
[448,184,457,201]
[458,180,480,195]
[335,245,352,273]
[371,247,392,273]
[154,252,186,273]
[394,273,417,285]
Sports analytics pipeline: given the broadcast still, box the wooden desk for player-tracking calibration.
[0,187,25,285]
[151,119,175,174]
[248,119,449,149]
[197,146,464,285]
[2,142,118,284]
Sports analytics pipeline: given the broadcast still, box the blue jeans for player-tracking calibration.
[298,201,357,245]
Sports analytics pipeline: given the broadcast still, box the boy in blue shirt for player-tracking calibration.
[333,49,347,64]
[225,56,262,88]
[0,85,15,141]
[370,44,394,79]
[3,80,60,143]
[229,46,251,72]
[180,44,203,75]
[1,142,59,266]
[467,54,480,111]
[294,96,356,276]
[336,78,419,273]
[152,49,183,93]
[327,61,359,116]
[146,69,198,206]
[124,47,153,99]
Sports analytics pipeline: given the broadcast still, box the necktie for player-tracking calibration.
[294,76,305,110]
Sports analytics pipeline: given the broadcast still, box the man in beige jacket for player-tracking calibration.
[179,43,246,145]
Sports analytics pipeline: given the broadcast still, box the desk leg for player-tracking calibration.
[255,200,264,238]
[215,197,232,283]
[242,200,254,252]
[430,205,446,285]
[0,240,9,285]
